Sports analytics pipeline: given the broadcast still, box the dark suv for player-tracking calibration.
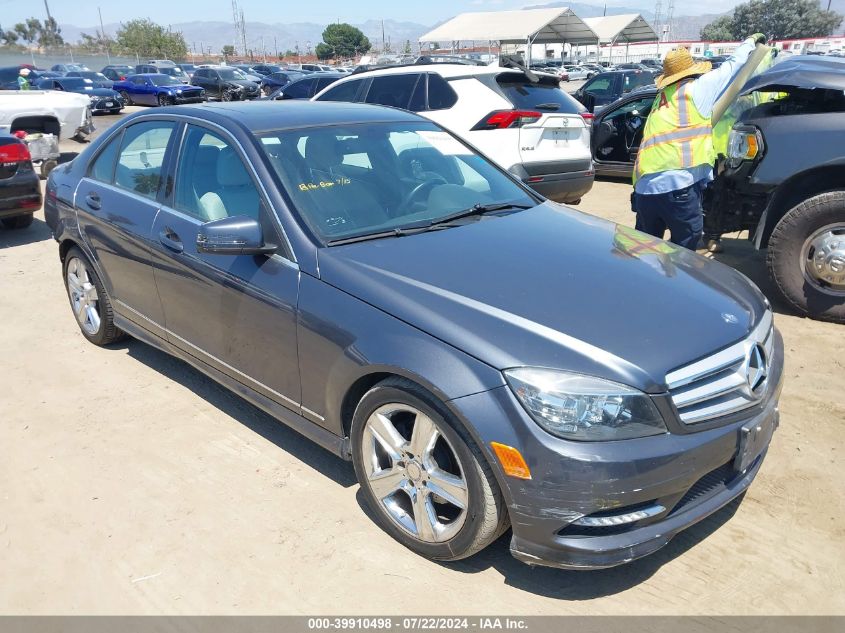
[707,55,845,323]
[572,69,657,112]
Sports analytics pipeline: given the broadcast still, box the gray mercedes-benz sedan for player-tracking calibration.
[45,101,783,570]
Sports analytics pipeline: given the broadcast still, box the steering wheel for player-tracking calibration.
[398,175,448,212]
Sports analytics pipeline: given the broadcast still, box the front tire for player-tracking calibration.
[767,190,845,323]
[157,94,171,107]
[63,247,126,345]
[119,90,132,106]
[351,377,509,562]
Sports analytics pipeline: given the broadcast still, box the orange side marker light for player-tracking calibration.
[490,442,532,480]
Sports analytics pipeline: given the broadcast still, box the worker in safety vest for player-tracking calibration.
[17,68,31,90]
[631,34,766,250]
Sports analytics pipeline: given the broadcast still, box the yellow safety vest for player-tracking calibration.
[633,79,715,184]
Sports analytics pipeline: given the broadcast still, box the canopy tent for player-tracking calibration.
[419,8,599,45]
[582,14,658,45]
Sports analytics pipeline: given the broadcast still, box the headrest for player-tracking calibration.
[304,134,343,170]
[217,147,251,187]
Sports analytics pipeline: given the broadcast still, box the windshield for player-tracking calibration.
[79,72,107,81]
[259,121,536,243]
[157,67,186,77]
[218,68,248,80]
[150,75,180,86]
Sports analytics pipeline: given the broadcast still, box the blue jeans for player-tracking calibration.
[631,183,704,250]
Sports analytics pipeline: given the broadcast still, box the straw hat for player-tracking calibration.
[656,47,711,89]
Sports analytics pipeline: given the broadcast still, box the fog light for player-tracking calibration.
[571,504,665,527]
[490,442,532,480]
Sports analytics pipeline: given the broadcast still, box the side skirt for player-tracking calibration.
[114,313,351,460]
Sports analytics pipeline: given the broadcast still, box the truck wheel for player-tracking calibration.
[767,190,845,323]
[351,377,509,562]
[40,159,57,179]
[1,214,33,229]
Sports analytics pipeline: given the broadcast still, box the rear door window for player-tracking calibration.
[114,121,175,199]
[496,73,583,113]
[89,132,123,183]
[317,78,364,102]
[284,79,313,99]
[364,74,422,109]
[623,72,653,93]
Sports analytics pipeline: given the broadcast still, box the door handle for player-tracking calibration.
[85,192,101,210]
[158,227,184,253]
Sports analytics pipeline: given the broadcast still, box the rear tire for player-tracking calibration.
[1,214,33,229]
[351,377,509,562]
[62,247,126,345]
[767,190,845,323]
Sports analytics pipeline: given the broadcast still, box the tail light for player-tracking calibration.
[580,112,595,122]
[472,110,542,131]
[0,142,31,163]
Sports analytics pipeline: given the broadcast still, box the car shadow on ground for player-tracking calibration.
[437,494,744,599]
[0,216,53,248]
[120,339,358,489]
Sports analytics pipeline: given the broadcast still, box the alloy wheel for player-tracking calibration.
[361,404,469,543]
[66,257,101,335]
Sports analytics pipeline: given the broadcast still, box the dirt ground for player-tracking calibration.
[0,109,843,615]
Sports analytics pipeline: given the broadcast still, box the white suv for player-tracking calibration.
[313,64,594,203]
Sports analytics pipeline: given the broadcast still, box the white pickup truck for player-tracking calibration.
[0,90,93,142]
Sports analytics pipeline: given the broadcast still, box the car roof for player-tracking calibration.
[290,71,345,81]
[150,100,421,133]
[348,63,502,80]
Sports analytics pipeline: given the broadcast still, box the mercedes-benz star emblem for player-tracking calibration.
[744,343,768,396]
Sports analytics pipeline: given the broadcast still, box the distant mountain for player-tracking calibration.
[59,19,432,57]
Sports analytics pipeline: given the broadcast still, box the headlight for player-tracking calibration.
[727,126,763,168]
[176,89,183,94]
[504,368,667,441]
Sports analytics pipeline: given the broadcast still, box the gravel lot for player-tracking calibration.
[1,106,843,615]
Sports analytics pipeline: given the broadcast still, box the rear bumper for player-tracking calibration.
[0,172,41,217]
[509,160,595,203]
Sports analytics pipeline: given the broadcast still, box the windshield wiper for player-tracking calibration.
[428,202,534,227]
[534,102,561,111]
[325,202,534,246]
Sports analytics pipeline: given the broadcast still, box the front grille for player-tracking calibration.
[666,310,774,424]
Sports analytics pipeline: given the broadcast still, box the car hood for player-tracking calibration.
[163,84,199,91]
[741,55,845,95]
[228,80,258,88]
[79,88,118,97]
[317,205,769,392]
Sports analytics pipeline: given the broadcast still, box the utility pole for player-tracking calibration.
[98,6,111,64]
[381,20,386,54]
[274,36,278,59]
[665,0,675,43]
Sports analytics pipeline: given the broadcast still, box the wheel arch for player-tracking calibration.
[11,115,61,137]
[758,165,845,248]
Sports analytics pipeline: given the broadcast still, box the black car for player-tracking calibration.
[34,76,124,114]
[250,63,285,76]
[269,72,342,100]
[65,70,114,89]
[573,69,658,112]
[191,66,261,101]
[590,86,657,177]
[44,100,782,571]
[0,66,57,90]
[259,70,304,96]
[0,133,41,230]
[101,65,134,81]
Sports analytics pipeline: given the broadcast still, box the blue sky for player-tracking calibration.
[0,0,743,27]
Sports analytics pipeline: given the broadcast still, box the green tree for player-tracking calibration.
[0,25,19,47]
[114,19,188,59]
[317,23,371,60]
[700,15,735,41]
[700,0,842,41]
[78,30,113,54]
[39,16,63,48]
[221,44,235,59]
[13,19,41,46]
[402,39,412,54]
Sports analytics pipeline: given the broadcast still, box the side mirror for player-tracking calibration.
[196,215,277,256]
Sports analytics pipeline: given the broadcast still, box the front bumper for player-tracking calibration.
[89,97,123,113]
[174,92,206,104]
[448,328,784,570]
